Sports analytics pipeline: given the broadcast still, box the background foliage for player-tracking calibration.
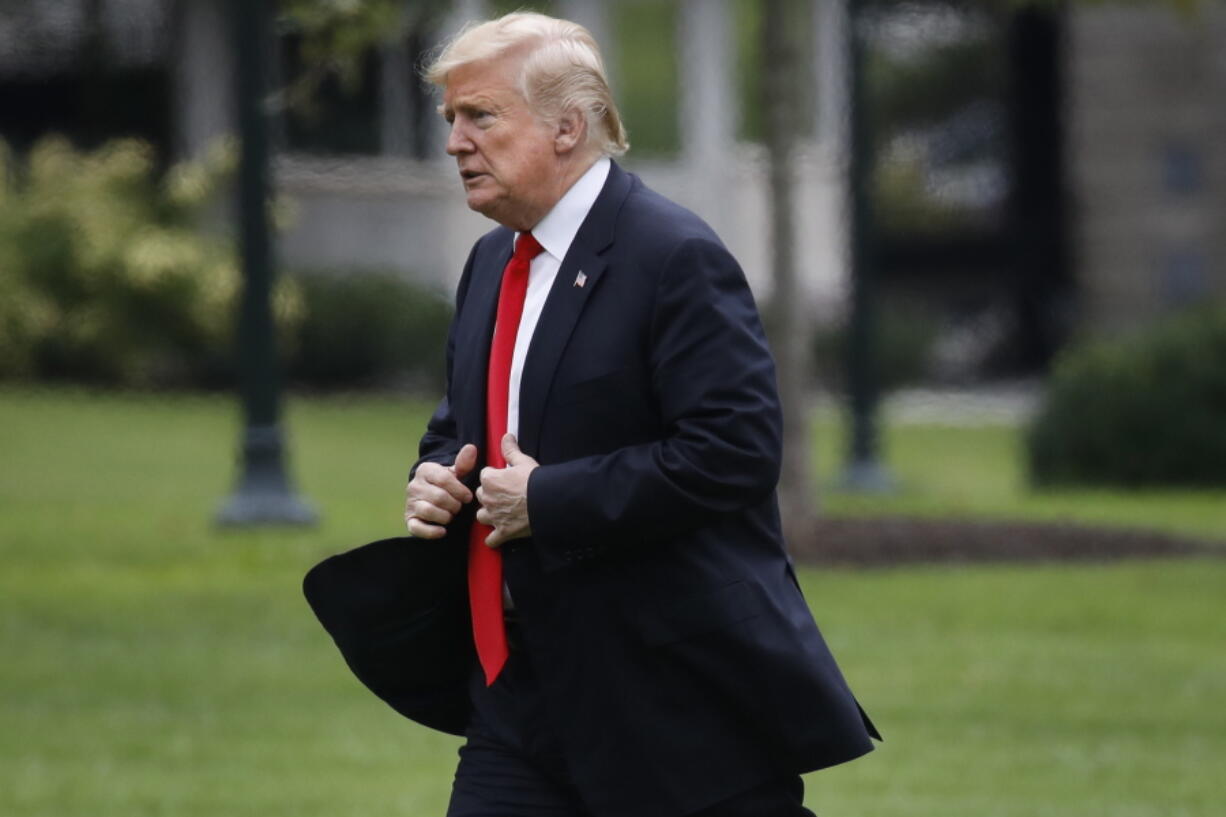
[0,136,299,387]
[287,269,452,391]
[0,137,451,391]
[1028,304,1226,487]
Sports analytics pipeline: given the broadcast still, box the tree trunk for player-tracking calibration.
[762,0,819,544]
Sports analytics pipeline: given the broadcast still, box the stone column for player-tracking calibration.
[814,0,850,157]
[379,32,414,157]
[427,0,488,159]
[678,0,735,232]
[172,0,235,160]
[558,0,617,86]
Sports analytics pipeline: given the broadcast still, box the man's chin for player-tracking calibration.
[465,195,505,224]
[465,192,492,214]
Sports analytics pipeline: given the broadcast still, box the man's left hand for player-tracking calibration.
[476,433,539,548]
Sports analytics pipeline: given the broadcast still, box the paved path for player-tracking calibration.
[822,380,1043,426]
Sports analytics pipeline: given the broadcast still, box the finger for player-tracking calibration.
[405,515,446,539]
[452,444,479,480]
[475,486,485,507]
[423,465,474,505]
[413,483,462,515]
[475,507,491,527]
[479,466,497,489]
[411,462,445,490]
[484,528,505,548]
[409,499,453,526]
[501,433,522,465]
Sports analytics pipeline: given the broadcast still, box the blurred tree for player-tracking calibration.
[734,0,816,146]
[276,0,445,107]
[0,136,291,387]
[275,0,448,155]
[761,0,818,541]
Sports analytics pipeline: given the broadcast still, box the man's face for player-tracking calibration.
[442,56,561,231]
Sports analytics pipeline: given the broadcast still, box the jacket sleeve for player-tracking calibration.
[525,237,783,571]
[410,245,478,482]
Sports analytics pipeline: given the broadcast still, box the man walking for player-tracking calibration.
[404,12,879,817]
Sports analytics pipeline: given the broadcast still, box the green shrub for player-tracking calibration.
[1027,304,1226,487]
[0,136,303,387]
[287,269,452,391]
[0,137,455,393]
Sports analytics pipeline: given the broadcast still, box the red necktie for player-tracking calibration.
[469,231,544,686]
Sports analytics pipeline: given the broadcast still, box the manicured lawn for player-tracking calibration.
[813,409,1226,545]
[806,559,1225,816]
[2,387,1223,816]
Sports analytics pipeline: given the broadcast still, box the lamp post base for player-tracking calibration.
[215,424,318,527]
[216,488,318,526]
[835,458,898,495]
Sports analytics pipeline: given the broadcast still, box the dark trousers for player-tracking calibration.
[445,635,815,817]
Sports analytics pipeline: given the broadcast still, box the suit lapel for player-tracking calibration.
[517,250,607,457]
[452,230,514,461]
[517,163,633,457]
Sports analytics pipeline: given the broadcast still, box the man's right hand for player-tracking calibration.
[405,443,478,538]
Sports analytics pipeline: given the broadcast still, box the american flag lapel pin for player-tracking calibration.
[574,270,587,288]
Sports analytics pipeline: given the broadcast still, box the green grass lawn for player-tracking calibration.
[2,387,1224,816]
[812,408,1226,544]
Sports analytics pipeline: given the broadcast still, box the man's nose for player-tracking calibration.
[446,121,472,155]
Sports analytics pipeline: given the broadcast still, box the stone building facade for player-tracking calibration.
[3,0,1224,346]
[1065,2,1226,333]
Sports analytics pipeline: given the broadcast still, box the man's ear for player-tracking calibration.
[554,109,586,155]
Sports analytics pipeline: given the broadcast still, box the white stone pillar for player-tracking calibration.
[814,0,850,157]
[558,0,617,86]
[379,36,414,157]
[428,0,488,160]
[172,0,235,160]
[441,0,489,36]
[677,0,735,232]
[679,0,734,164]
[808,0,853,316]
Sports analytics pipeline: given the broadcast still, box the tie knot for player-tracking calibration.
[513,232,544,263]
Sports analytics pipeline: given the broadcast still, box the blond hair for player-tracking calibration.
[425,11,629,157]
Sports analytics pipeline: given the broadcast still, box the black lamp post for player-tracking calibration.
[216,0,317,526]
[838,0,896,494]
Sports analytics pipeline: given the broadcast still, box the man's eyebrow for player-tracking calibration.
[445,94,502,114]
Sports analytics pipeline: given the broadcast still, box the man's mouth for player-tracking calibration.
[460,170,485,183]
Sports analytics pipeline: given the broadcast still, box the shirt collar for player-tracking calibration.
[523,157,611,263]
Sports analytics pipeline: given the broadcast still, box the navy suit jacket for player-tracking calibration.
[413,161,878,817]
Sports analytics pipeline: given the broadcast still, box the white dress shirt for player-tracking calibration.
[505,156,611,437]
[498,157,609,610]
